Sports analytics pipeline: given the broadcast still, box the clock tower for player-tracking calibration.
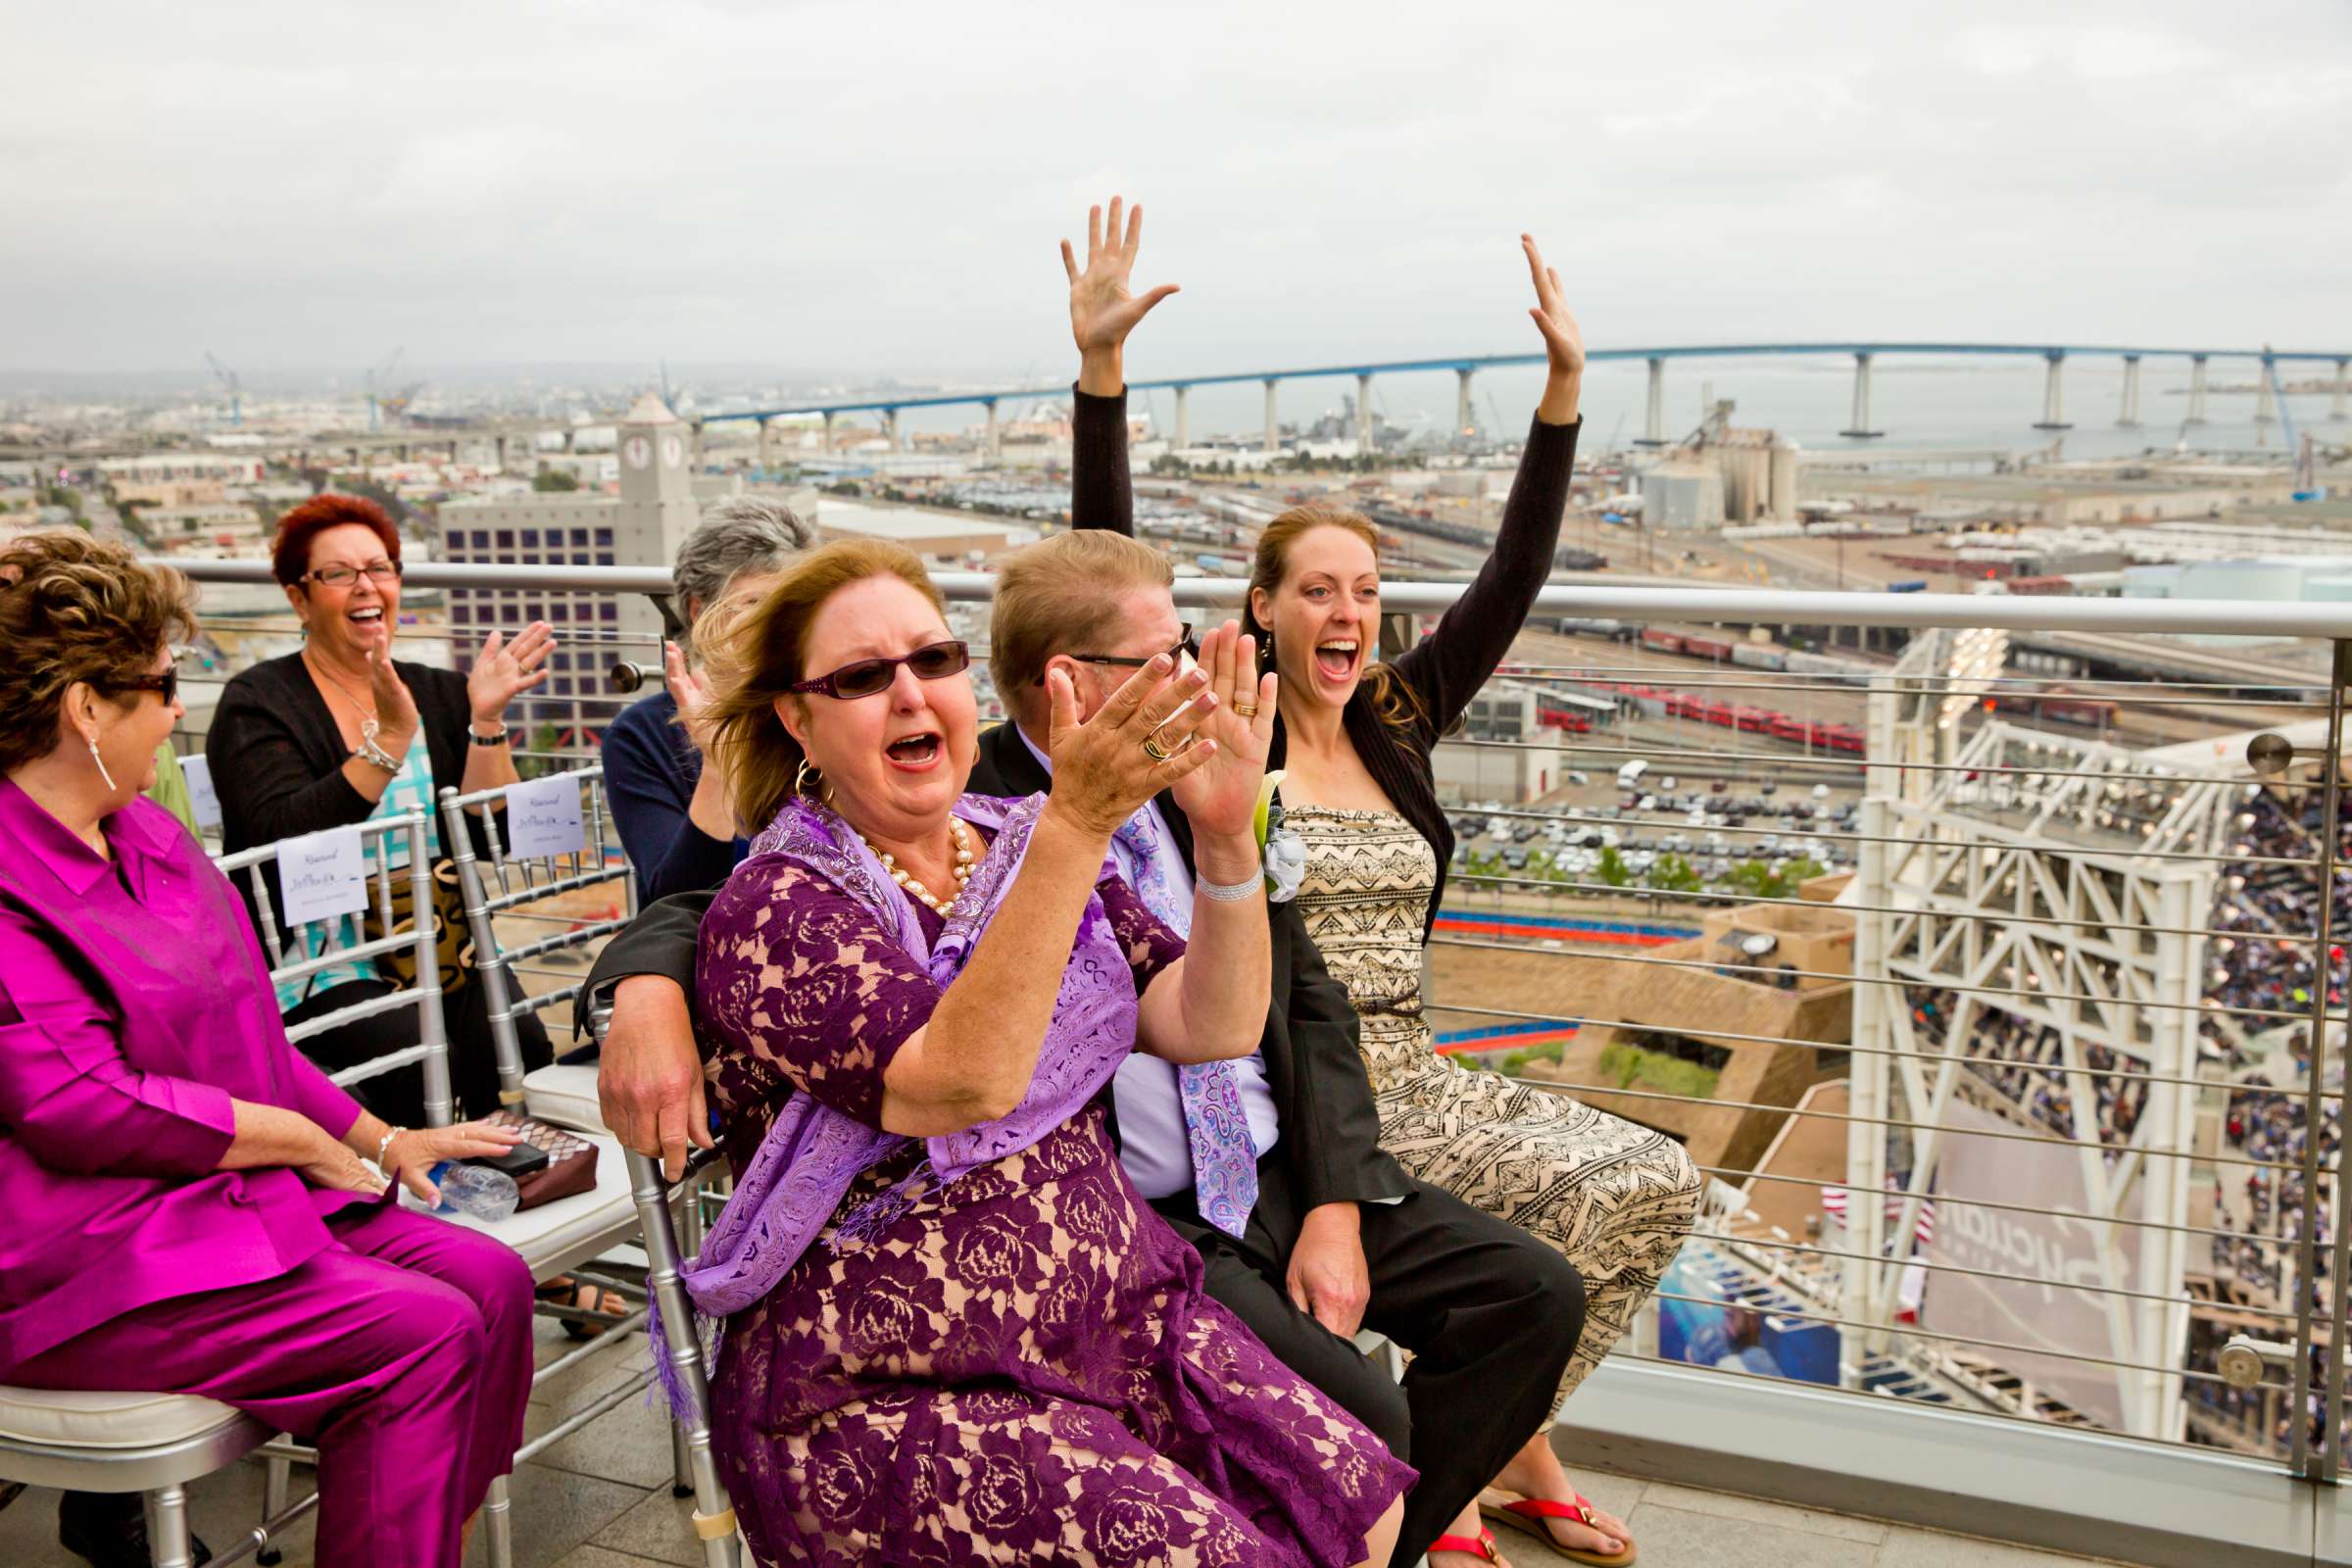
[616,389,691,507]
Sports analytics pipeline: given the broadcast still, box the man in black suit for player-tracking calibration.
[587,519,1583,1568]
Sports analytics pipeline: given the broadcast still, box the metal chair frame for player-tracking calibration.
[442,768,742,1563]
[0,813,442,1568]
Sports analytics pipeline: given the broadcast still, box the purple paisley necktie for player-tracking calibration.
[1112,807,1259,1239]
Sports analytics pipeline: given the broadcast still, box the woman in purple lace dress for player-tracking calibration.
[681,538,1411,1566]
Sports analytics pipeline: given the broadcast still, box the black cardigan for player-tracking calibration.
[1075,384,1579,937]
[208,651,482,856]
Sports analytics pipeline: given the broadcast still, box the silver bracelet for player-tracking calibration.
[373,1125,406,1174]
[1197,864,1263,903]
[354,735,402,773]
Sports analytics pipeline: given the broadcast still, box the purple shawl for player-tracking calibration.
[654,790,1138,1414]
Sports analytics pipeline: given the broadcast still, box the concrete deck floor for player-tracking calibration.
[1,1323,2155,1568]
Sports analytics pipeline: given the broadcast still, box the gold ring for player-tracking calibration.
[1232,701,1259,718]
[1143,735,1174,762]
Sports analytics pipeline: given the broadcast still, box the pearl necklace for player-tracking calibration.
[858,816,975,916]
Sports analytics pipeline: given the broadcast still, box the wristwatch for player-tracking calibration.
[469,724,512,747]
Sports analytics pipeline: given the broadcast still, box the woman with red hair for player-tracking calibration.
[207,493,558,1128]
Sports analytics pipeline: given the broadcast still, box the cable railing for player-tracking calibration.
[159,554,2352,1509]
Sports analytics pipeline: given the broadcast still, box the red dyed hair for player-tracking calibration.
[270,493,402,587]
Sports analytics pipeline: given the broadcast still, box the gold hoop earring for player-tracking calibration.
[794,757,821,799]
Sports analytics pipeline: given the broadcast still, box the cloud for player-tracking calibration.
[1,0,2345,377]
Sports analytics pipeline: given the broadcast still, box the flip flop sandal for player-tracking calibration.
[1429,1526,1504,1563]
[537,1277,628,1341]
[1482,1493,1637,1567]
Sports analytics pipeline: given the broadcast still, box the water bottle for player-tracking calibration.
[427,1161,519,1223]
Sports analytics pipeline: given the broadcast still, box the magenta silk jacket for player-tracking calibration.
[0,779,370,1375]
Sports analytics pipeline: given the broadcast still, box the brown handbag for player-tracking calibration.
[487,1110,600,1210]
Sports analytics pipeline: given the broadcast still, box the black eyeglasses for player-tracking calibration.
[108,669,178,706]
[791,639,971,700]
[1049,625,1198,682]
[301,561,403,589]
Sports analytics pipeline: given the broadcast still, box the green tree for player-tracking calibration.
[1647,852,1702,893]
[1595,846,1632,888]
[1726,856,1829,901]
[532,467,581,493]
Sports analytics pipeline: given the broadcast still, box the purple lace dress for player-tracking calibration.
[694,804,1412,1567]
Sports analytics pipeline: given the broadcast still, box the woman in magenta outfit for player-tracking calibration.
[0,533,536,1568]
[679,538,1411,1565]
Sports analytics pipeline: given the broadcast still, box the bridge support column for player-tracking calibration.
[2118,355,2141,427]
[822,411,837,451]
[756,416,775,471]
[2333,359,2349,422]
[2033,351,2072,430]
[1636,356,1666,446]
[884,408,900,452]
[2185,355,2208,424]
[689,418,706,470]
[1173,385,1190,450]
[493,433,511,472]
[2254,354,2278,440]
[1262,378,1280,454]
[1455,368,1474,439]
[1355,372,1374,459]
[983,399,1000,459]
[1839,351,1883,438]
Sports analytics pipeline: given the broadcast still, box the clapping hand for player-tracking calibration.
[1064,195,1179,388]
[1045,652,1219,840]
[662,640,715,750]
[1168,621,1279,841]
[467,621,555,725]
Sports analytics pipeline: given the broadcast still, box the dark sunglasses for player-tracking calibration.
[109,668,179,706]
[1049,625,1199,682]
[791,639,970,701]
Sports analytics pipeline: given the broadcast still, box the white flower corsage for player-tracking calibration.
[1254,771,1305,905]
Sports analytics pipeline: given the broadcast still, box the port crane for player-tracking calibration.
[366,348,406,431]
[203,353,241,427]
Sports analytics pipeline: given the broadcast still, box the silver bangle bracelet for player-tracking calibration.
[1197,865,1263,903]
[354,735,402,772]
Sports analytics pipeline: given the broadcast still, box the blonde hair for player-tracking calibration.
[700,539,946,832]
[1246,504,1427,736]
[990,530,1175,705]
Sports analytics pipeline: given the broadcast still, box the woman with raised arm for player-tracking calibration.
[676,539,1410,1566]
[1239,238,1702,1567]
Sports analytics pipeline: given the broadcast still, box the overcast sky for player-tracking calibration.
[4,1,2346,381]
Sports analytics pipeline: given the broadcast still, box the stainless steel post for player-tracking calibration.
[2291,640,2347,1479]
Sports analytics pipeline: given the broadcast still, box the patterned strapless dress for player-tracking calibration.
[1284,804,1703,1423]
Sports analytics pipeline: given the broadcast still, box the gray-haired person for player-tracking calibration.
[604,496,810,903]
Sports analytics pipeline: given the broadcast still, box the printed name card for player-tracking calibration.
[506,774,585,858]
[179,753,222,831]
[277,826,369,927]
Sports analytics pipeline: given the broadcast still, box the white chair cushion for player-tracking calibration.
[431,1128,639,1278]
[0,1387,250,1450]
[523,1062,606,1135]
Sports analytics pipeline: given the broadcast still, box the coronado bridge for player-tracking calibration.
[703,340,2352,458]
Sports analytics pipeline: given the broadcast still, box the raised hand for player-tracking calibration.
[364,641,422,746]
[467,620,555,725]
[1168,620,1279,841]
[663,640,715,749]
[1044,652,1219,839]
[1523,233,1586,381]
[1063,195,1179,391]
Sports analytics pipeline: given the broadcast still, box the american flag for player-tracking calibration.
[1820,1187,1937,1245]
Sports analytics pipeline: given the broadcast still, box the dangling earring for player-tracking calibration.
[88,736,118,792]
[794,757,821,799]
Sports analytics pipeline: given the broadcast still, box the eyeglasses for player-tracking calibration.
[108,668,178,706]
[791,639,970,700]
[1050,625,1198,682]
[302,561,403,589]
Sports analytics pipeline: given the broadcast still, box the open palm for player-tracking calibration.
[1169,621,1279,841]
[1063,194,1180,356]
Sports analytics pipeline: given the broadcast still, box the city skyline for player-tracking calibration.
[4,0,2347,376]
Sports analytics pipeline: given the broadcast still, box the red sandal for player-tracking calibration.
[1428,1526,1503,1562]
[1482,1493,1637,1566]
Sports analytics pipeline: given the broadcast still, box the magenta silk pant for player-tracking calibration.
[9,1201,534,1568]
